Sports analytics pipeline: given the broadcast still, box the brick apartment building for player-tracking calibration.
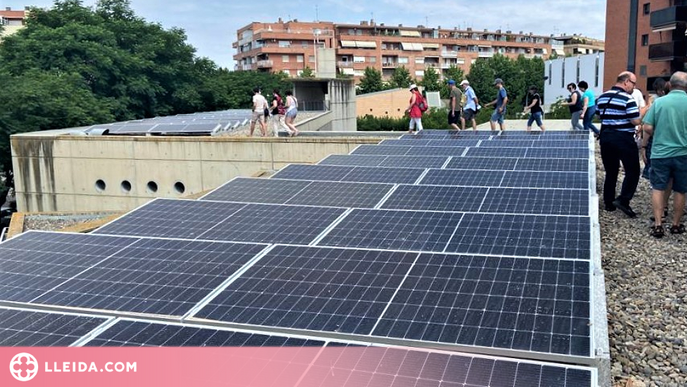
[0,7,27,39]
[604,0,686,91]
[234,19,552,83]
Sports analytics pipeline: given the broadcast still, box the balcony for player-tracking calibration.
[240,63,255,71]
[648,41,687,61]
[337,61,353,67]
[478,51,494,58]
[650,5,687,32]
[441,51,458,58]
[257,60,273,68]
[382,62,397,68]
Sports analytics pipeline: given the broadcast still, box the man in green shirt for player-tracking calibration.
[642,71,687,237]
[447,80,464,130]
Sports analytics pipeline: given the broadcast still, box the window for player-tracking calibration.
[297,55,304,63]
[640,65,647,76]
[415,70,425,76]
[309,55,315,63]
[301,41,309,48]
[353,56,365,63]
[282,55,290,62]
[641,34,649,46]
[594,56,600,87]
[548,63,552,85]
[643,3,650,15]
[278,40,291,48]
[415,57,424,64]
[368,56,376,63]
[398,57,409,64]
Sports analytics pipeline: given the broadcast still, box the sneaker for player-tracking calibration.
[612,200,637,218]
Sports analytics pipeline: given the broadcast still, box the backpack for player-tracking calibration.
[416,93,429,112]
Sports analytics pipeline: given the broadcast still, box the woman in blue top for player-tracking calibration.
[578,81,599,135]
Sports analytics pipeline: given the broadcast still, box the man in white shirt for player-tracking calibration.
[250,87,268,137]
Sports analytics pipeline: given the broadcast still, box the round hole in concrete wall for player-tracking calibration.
[95,179,106,192]
[121,180,132,193]
[146,181,158,193]
[174,182,186,195]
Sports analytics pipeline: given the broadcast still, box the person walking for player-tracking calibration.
[249,87,268,137]
[564,83,585,130]
[406,84,424,135]
[460,80,479,131]
[447,80,464,130]
[523,86,545,132]
[642,71,687,238]
[596,71,643,217]
[485,78,508,132]
[270,89,287,136]
[578,81,599,135]
[284,90,299,137]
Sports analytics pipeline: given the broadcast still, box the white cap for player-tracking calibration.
[460,80,469,85]
[409,84,418,90]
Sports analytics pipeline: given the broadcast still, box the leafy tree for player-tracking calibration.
[388,66,412,89]
[299,66,315,78]
[357,66,383,94]
[440,65,465,98]
[420,66,441,91]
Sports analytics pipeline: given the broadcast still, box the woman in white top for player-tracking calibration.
[284,90,299,137]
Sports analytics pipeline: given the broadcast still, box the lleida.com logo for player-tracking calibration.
[9,352,39,382]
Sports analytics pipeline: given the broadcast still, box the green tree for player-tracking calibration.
[357,66,383,94]
[299,66,315,78]
[388,66,412,89]
[440,65,465,98]
[420,66,441,91]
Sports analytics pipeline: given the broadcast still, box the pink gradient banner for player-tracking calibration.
[1,347,427,387]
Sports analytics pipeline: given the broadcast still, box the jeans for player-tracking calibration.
[583,105,600,134]
[527,112,543,127]
[600,130,641,207]
[571,111,584,130]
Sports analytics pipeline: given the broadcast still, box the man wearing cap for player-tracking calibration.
[485,78,508,131]
[406,84,424,134]
[460,80,479,131]
[448,80,464,130]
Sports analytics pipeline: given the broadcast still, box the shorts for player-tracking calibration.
[650,155,687,193]
[527,112,543,127]
[285,109,298,119]
[251,111,265,123]
[491,110,506,124]
[448,110,461,125]
[463,108,476,121]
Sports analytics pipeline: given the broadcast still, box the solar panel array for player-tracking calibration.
[0,129,601,386]
[81,109,252,136]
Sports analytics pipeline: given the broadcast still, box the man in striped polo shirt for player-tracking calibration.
[597,71,643,217]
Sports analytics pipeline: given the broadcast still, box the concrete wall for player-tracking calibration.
[11,133,383,213]
[356,88,409,118]
[328,79,357,131]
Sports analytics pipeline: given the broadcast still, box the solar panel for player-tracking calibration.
[479,140,535,148]
[444,213,590,260]
[501,171,589,189]
[0,231,138,301]
[445,157,518,171]
[381,185,488,212]
[194,245,418,335]
[318,209,463,252]
[201,178,311,204]
[372,254,591,357]
[515,158,589,172]
[379,156,448,169]
[198,204,346,245]
[482,188,589,216]
[285,181,393,208]
[303,345,594,387]
[526,148,589,159]
[271,164,353,182]
[352,145,411,156]
[379,139,480,147]
[531,140,589,148]
[84,319,325,347]
[0,307,107,346]
[31,238,267,316]
[466,148,528,158]
[93,199,246,239]
[338,166,425,184]
[421,170,506,187]
[403,146,467,157]
[319,154,388,167]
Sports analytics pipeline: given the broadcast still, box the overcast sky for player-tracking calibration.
[2,0,607,69]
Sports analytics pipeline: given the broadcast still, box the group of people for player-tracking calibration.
[250,87,299,137]
[563,81,600,134]
[406,78,497,134]
[597,70,687,238]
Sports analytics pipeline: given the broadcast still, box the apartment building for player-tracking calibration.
[234,19,552,83]
[0,7,27,39]
[551,35,605,57]
[604,0,686,91]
